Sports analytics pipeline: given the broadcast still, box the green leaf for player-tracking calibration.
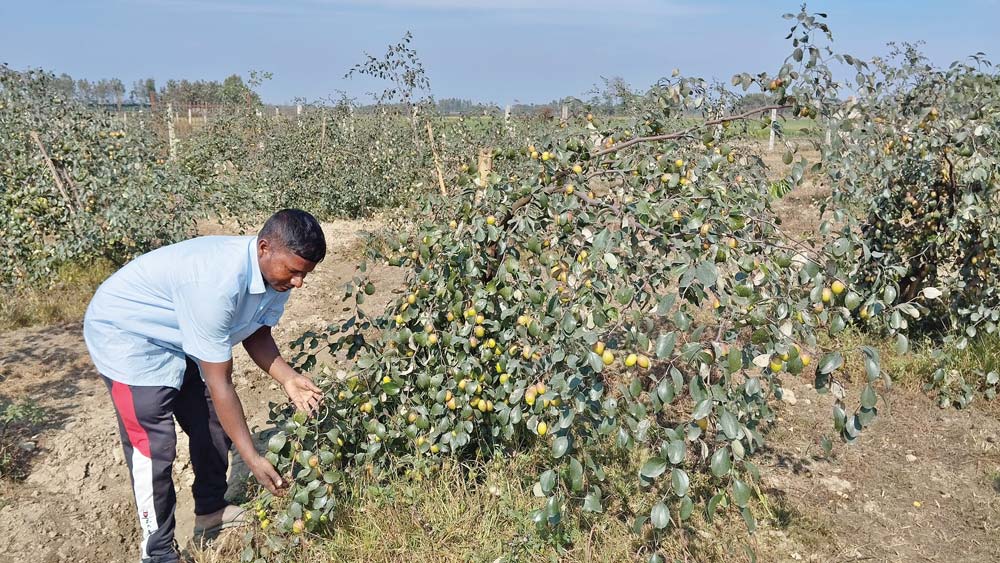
[640,457,668,480]
[540,470,556,494]
[667,440,686,465]
[894,333,909,355]
[860,385,877,409]
[741,506,757,532]
[583,488,604,513]
[883,285,898,304]
[816,352,843,375]
[692,399,713,420]
[706,492,725,522]
[679,496,694,520]
[655,332,676,358]
[650,502,670,529]
[569,457,584,492]
[671,468,689,497]
[604,252,619,270]
[728,347,742,373]
[267,432,287,454]
[732,478,751,507]
[552,436,569,459]
[710,447,732,477]
[656,294,676,316]
[588,351,605,373]
[719,409,740,440]
[821,435,833,456]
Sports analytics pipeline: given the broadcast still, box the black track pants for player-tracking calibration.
[103,357,232,562]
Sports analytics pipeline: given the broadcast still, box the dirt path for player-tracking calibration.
[758,377,1000,561]
[1,218,999,562]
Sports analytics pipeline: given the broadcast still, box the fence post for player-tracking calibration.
[768,108,777,152]
[188,107,192,125]
[320,110,327,148]
[203,106,208,124]
[561,104,568,123]
[166,103,177,161]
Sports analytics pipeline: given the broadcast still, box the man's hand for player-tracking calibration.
[283,373,323,415]
[244,326,323,415]
[247,453,286,496]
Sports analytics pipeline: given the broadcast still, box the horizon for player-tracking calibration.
[2,1,999,106]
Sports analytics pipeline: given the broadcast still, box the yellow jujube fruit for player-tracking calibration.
[536,421,548,436]
[602,350,615,365]
[525,388,537,406]
[821,288,833,303]
[625,353,638,367]
[831,280,846,295]
[637,355,650,369]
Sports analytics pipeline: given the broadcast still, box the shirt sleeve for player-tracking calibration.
[173,283,237,363]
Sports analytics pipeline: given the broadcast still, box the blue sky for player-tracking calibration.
[2,0,998,105]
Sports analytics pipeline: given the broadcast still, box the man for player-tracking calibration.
[84,209,326,563]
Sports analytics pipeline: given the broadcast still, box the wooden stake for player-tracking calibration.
[426,121,447,196]
[768,108,777,152]
[166,103,177,161]
[321,111,327,148]
[30,131,80,214]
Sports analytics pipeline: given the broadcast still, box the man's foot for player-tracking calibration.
[191,504,248,544]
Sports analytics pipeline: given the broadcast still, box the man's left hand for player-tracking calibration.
[283,373,323,415]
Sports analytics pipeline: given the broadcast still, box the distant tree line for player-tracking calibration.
[47,73,260,108]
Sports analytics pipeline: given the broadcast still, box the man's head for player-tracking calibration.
[257,209,326,292]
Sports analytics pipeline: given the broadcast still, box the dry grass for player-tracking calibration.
[0,259,116,332]
[188,448,770,563]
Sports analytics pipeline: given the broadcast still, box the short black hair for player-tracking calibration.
[258,209,327,263]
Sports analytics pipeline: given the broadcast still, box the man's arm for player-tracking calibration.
[243,325,322,414]
[199,358,285,496]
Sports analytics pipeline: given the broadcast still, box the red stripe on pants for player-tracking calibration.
[110,381,152,458]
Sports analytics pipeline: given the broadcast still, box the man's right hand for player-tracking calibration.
[247,454,286,496]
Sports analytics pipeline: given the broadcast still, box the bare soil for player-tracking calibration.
[1,213,998,563]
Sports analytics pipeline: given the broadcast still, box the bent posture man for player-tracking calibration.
[84,209,326,563]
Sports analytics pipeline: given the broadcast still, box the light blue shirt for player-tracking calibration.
[83,235,290,389]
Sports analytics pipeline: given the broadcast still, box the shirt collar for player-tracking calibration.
[248,236,266,295]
